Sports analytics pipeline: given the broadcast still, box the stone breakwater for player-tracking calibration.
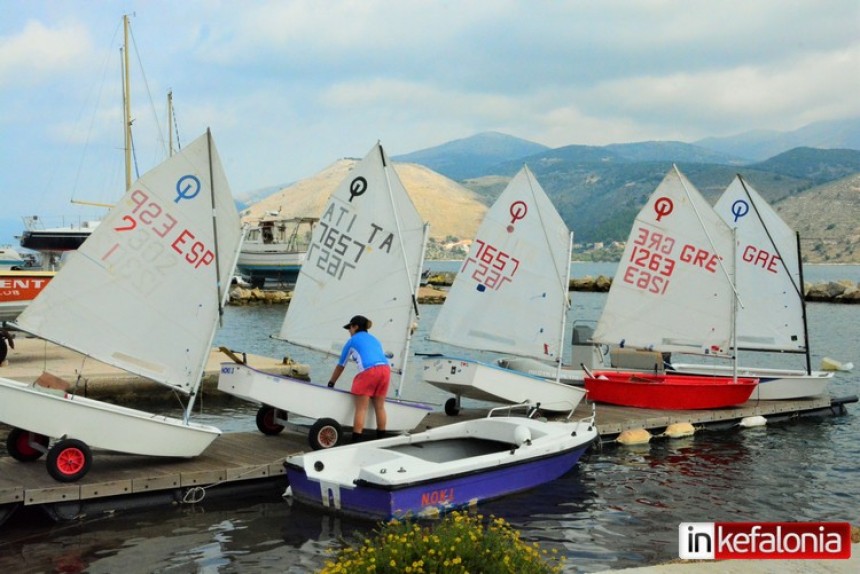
[229,275,860,305]
[229,284,449,306]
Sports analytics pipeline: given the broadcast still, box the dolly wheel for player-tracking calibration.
[308,418,343,450]
[256,405,286,435]
[6,428,49,462]
[46,439,92,482]
[444,397,460,416]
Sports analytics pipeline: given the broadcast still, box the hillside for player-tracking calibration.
[242,120,860,263]
[242,159,488,243]
[774,173,860,263]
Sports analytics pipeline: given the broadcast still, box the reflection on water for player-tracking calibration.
[1,263,858,573]
[5,415,855,573]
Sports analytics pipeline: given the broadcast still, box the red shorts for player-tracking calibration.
[351,364,391,397]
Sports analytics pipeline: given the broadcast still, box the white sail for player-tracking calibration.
[429,166,571,362]
[593,166,735,355]
[279,143,427,375]
[714,176,805,352]
[16,131,241,394]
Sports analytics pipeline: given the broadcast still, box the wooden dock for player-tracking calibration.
[1,394,855,525]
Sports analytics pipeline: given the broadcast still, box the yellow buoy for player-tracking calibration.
[617,428,652,445]
[663,422,695,438]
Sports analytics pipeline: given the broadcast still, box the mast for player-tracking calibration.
[183,129,232,424]
[167,90,174,156]
[555,232,573,383]
[796,231,812,374]
[378,142,425,398]
[122,14,132,192]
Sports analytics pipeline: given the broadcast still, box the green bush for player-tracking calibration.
[319,511,564,573]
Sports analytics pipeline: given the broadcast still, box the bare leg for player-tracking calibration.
[371,396,387,432]
[353,394,371,434]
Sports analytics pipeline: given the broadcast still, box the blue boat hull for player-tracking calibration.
[286,443,590,520]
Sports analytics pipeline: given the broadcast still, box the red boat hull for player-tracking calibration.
[584,371,758,410]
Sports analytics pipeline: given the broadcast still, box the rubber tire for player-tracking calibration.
[444,397,460,416]
[6,428,49,462]
[308,418,343,450]
[46,438,92,482]
[256,405,285,435]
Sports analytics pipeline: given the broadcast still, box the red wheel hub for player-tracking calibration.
[15,433,39,457]
[57,447,86,475]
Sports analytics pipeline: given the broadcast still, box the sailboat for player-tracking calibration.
[585,166,758,409]
[0,130,243,482]
[217,143,433,449]
[421,166,586,415]
[667,175,832,399]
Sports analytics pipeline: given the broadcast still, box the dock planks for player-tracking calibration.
[0,395,855,523]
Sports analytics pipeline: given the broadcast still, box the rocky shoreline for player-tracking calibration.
[229,273,860,305]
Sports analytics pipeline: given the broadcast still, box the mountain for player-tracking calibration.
[750,147,860,185]
[392,131,549,180]
[236,183,291,208]
[457,148,856,247]
[695,117,860,162]
[773,173,860,263]
[241,120,860,262]
[242,159,487,243]
[604,141,747,164]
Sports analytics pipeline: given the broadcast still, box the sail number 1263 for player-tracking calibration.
[622,227,677,295]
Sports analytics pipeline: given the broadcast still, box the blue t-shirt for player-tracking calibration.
[338,331,389,372]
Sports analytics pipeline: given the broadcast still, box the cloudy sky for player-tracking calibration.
[1,0,858,246]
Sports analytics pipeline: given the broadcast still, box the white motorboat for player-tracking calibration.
[284,405,598,520]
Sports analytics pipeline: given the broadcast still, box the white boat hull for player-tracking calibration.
[669,362,832,400]
[421,356,586,412]
[217,362,432,431]
[0,377,220,457]
[235,250,306,272]
[497,356,588,385]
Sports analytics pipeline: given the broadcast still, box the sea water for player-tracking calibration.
[0,264,858,573]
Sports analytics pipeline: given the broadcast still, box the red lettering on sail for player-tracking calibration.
[741,245,780,273]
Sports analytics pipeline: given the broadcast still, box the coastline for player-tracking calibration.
[227,274,860,305]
